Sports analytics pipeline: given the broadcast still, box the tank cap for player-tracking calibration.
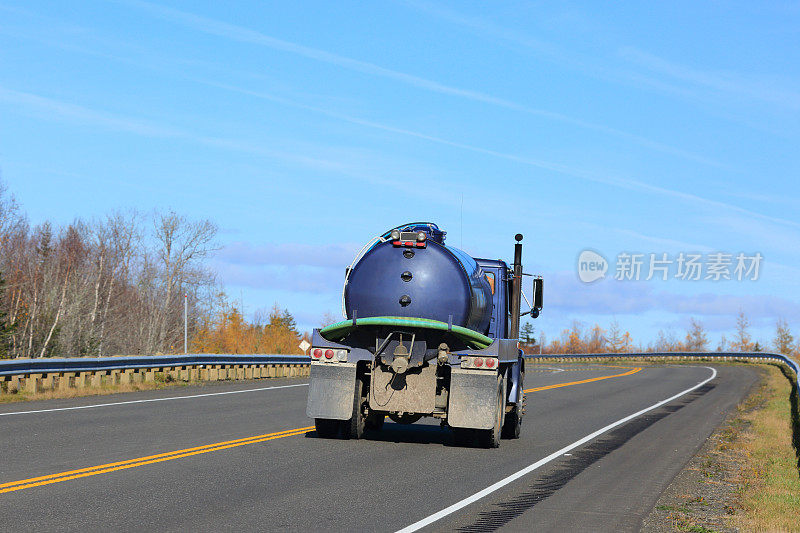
[399,295,411,307]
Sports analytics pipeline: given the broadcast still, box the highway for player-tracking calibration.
[0,363,757,532]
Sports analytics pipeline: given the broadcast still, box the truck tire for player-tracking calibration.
[314,418,341,438]
[502,369,524,439]
[479,374,504,448]
[346,377,367,439]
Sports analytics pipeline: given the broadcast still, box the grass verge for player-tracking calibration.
[0,374,195,404]
[734,364,800,532]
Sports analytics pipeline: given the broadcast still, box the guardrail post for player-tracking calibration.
[42,373,55,391]
[26,374,42,394]
[91,371,106,388]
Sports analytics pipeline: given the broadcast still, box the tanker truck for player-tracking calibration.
[306,222,543,447]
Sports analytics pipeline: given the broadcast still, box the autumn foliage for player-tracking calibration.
[191,304,307,355]
[528,313,798,360]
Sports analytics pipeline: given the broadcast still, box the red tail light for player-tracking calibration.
[324,349,334,359]
[312,349,323,358]
[485,358,496,368]
[474,357,484,367]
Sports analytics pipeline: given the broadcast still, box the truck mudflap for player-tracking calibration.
[448,368,498,430]
[306,362,357,420]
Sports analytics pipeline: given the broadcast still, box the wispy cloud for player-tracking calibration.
[404,0,800,136]
[115,0,724,168]
[215,241,357,269]
[0,85,441,191]
[545,271,800,322]
[212,262,341,294]
[200,81,800,233]
[620,47,800,111]
[210,242,355,293]
[0,86,183,137]
[7,81,796,236]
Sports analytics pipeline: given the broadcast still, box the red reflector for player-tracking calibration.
[415,242,426,248]
[312,349,323,358]
[324,349,334,359]
[485,358,495,368]
[474,357,483,367]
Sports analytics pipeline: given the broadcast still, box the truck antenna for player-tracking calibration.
[460,193,464,248]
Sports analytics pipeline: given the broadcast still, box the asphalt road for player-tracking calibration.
[0,363,758,532]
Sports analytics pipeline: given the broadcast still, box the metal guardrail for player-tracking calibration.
[0,354,311,377]
[526,351,799,409]
[525,351,798,377]
[2,351,797,380]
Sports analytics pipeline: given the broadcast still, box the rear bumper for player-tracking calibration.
[306,362,357,420]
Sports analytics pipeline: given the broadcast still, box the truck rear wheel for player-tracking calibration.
[346,377,367,439]
[479,374,504,448]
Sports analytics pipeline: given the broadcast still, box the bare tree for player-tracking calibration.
[151,211,218,354]
[684,318,709,352]
[0,180,220,358]
[731,310,753,352]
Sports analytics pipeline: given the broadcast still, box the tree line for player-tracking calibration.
[0,183,219,358]
[1,179,795,360]
[521,311,798,359]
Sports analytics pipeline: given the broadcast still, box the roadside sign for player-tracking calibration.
[299,339,311,353]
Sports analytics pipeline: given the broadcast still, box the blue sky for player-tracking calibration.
[1,1,799,347]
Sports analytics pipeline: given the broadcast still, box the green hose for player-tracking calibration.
[319,316,493,350]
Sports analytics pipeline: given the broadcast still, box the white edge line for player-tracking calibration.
[396,366,718,533]
[0,382,309,417]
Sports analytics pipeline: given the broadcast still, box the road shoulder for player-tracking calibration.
[641,363,800,533]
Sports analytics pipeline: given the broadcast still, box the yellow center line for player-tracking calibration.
[0,426,313,494]
[3,365,642,495]
[524,366,642,393]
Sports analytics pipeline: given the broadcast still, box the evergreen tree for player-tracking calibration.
[520,322,535,345]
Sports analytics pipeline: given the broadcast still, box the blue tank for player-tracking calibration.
[344,223,493,334]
